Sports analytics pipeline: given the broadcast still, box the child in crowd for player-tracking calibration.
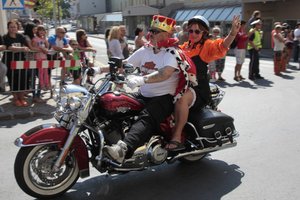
[211,26,226,81]
[68,39,82,85]
[32,25,50,90]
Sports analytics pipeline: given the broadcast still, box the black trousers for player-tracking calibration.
[248,48,260,77]
[124,93,174,157]
[293,40,299,62]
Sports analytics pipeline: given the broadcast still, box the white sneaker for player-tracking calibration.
[104,140,127,163]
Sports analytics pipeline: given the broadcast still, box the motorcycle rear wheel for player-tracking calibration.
[14,144,79,199]
[179,153,207,163]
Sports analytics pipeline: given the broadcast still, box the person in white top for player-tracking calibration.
[108,26,124,59]
[104,15,180,164]
[293,22,300,62]
[273,25,285,75]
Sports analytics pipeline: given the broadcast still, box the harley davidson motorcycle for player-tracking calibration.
[14,58,238,199]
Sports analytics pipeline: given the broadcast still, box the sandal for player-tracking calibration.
[233,76,240,82]
[165,141,185,152]
[239,75,245,80]
[20,100,29,107]
[14,100,24,107]
[218,77,226,81]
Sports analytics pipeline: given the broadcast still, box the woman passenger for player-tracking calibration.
[167,16,241,150]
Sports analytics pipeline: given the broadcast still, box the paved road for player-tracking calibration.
[1,37,300,199]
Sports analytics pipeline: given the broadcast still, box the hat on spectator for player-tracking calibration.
[151,15,176,34]
[275,24,282,29]
[212,26,221,33]
[251,19,262,26]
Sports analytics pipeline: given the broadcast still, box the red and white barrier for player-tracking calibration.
[10,60,81,70]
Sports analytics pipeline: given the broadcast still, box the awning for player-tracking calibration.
[174,6,242,22]
[122,5,159,17]
[95,12,122,22]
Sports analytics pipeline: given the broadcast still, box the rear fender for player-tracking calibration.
[14,123,89,176]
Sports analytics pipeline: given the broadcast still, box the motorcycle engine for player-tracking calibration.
[147,143,168,165]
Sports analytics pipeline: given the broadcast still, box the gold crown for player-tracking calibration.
[151,15,176,34]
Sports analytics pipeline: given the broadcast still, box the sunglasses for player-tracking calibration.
[149,29,165,35]
[70,43,78,45]
[188,29,203,35]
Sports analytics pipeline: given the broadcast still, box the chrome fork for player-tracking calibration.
[52,119,80,172]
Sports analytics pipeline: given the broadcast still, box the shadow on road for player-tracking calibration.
[52,157,244,200]
[216,78,274,89]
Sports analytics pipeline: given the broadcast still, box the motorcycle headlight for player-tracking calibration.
[69,96,82,110]
[61,96,69,108]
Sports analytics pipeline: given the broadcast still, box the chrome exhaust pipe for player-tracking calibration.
[168,140,237,163]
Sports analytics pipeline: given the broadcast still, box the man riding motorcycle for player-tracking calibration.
[105,15,187,163]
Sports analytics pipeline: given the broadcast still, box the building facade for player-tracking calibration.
[74,0,300,49]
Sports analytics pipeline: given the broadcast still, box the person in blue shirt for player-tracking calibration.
[47,27,73,85]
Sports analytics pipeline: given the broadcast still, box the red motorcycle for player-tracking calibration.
[14,58,238,199]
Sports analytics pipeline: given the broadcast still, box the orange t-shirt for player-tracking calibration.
[179,39,228,63]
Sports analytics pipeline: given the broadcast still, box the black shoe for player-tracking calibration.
[255,74,264,79]
[249,76,255,81]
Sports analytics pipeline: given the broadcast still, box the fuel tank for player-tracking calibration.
[98,91,144,118]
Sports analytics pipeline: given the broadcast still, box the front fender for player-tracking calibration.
[14,123,89,177]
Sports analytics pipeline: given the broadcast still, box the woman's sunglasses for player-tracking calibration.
[188,29,204,35]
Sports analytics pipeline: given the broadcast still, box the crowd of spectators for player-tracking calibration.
[1,12,300,107]
[0,18,96,106]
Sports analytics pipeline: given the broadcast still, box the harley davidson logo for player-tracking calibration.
[143,61,156,69]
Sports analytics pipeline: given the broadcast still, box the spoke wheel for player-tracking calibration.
[14,145,79,199]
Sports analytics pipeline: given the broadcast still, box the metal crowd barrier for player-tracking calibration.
[0,49,95,94]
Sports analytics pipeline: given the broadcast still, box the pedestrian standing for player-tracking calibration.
[282,23,293,71]
[119,25,130,59]
[272,25,285,75]
[247,10,261,28]
[2,20,31,107]
[68,39,82,85]
[48,27,73,85]
[134,27,147,51]
[247,19,264,80]
[0,35,7,92]
[108,26,124,59]
[105,28,111,59]
[234,20,248,81]
[177,21,189,45]
[293,22,300,62]
[32,25,50,90]
[212,26,226,81]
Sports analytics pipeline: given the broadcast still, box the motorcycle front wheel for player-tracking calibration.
[14,144,79,199]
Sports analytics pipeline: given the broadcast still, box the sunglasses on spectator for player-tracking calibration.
[149,29,165,35]
[188,29,204,34]
[70,43,78,45]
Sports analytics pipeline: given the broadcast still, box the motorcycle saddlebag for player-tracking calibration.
[186,108,235,147]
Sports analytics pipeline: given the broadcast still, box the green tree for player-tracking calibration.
[34,0,71,20]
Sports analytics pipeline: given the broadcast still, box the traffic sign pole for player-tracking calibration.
[0,2,8,35]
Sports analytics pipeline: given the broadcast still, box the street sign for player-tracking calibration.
[2,0,24,10]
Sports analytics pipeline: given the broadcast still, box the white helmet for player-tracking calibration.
[188,15,210,31]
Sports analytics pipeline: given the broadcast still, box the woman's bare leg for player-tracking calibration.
[168,90,194,148]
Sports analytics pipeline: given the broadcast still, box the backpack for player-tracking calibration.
[230,37,238,49]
